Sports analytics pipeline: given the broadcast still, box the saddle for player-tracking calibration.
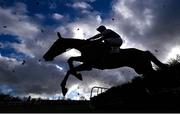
[110,47,120,53]
[96,46,120,63]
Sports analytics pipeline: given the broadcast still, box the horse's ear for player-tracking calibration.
[57,32,63,39]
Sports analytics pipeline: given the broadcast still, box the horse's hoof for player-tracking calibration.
[76,73,83,81]
[62,88,68,96]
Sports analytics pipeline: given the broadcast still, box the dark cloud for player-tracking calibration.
[143,0,180,60]
[111,0,180,61]
[0,56,66,95]
[146,0,180,40]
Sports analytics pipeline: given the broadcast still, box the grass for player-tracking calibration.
[0,94,92,113]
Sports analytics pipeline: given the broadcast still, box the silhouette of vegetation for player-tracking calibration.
[0,93,91,112]
[90,59,180,112]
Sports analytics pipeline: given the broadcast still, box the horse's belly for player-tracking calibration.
[94,53,143,70]
[95,57,126,69]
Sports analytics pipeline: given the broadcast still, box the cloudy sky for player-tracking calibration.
[0,0,180,100]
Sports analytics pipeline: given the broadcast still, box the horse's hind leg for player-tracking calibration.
[142,59,155,77]
[146,51,167,69]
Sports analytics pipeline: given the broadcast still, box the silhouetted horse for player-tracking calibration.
[43,32,167,96]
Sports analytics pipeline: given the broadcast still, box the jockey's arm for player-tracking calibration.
[87,33,102,41]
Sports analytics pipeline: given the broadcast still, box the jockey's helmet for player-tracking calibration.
[97,25,106,32]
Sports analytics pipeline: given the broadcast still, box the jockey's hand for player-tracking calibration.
[87,33,102,41]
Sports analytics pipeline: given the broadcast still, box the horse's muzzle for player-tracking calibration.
[43,55,54,61]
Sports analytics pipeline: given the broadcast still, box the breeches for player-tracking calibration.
[104,38,122,47]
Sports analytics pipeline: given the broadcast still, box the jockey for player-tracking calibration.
[88,25,123,53]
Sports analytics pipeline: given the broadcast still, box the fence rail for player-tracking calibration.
[90,86,109,99]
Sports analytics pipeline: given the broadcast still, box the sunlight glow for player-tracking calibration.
[73,27,85,39]
[166,46,180,62]
[66,84,80,100]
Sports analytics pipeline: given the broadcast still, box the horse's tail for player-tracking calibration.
[146,51,167,69]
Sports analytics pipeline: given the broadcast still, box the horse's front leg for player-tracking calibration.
[61,70,71,96]
[61,64,92,96]
[68,56,83,80]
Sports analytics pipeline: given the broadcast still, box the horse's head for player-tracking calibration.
[43,32,69,61]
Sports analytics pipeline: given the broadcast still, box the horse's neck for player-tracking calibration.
[63,38,87,49]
